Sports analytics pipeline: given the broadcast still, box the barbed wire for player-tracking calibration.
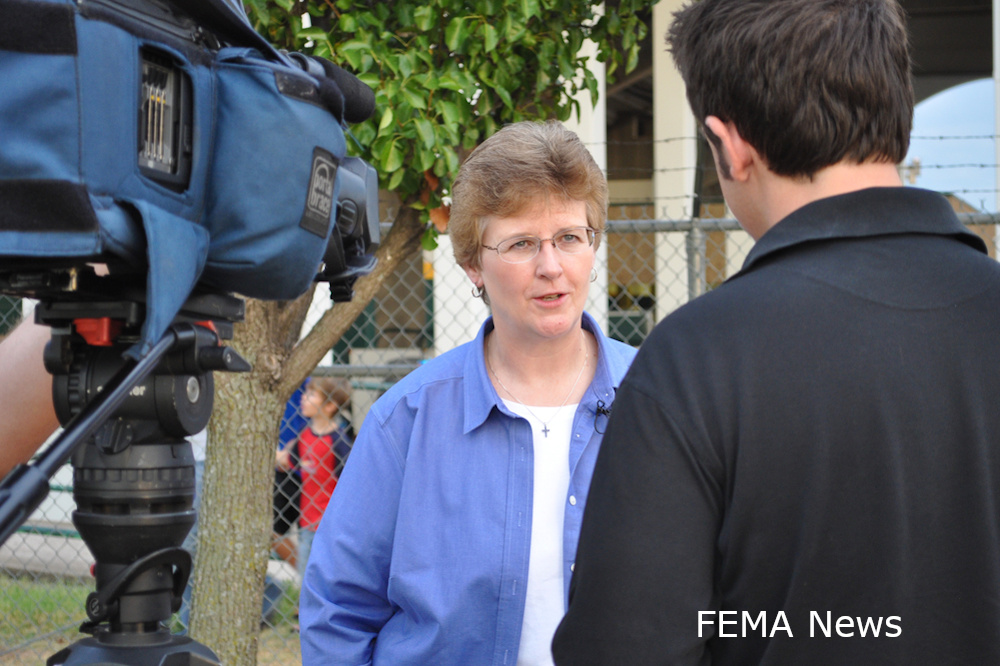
[589,134,1000,146]
[909,135,997,141]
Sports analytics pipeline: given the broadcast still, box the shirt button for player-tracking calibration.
[571,563,575,572]
[569,495,577,505]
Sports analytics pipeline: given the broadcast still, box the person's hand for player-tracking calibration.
[0,318,60,478]
[275,447,293,472]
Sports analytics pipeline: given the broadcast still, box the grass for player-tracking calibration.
[0,574,302,665]
[0,574,89,665]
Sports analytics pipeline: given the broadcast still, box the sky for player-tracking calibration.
[905,78,997,213]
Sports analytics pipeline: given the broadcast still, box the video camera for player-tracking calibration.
[0,0,380,663]
[0,0,380,357]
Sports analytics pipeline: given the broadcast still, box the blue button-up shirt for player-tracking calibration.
[301,313,636,665]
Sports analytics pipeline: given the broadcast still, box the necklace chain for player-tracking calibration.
[486,336,588,437]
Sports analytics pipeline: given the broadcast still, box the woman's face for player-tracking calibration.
[464,197,595,348]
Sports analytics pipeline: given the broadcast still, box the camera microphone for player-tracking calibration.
[318,60,377,124]
[288,53,376,124]
[167,0,377,124]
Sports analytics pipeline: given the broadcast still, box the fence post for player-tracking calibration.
[686,224,707,301]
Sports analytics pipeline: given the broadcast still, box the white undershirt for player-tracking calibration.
[503,400,577,666]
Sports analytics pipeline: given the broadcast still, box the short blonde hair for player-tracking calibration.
[449,120,608,271]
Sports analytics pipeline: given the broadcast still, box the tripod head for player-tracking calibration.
[0,285,248,665]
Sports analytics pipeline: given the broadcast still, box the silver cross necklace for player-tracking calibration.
[486,336,588,437]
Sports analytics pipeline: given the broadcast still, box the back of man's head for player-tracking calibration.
[667,0,913,179]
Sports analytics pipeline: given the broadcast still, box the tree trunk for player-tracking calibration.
[189,300,286,665]
[189,204,424,665]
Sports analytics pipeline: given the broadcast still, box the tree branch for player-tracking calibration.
[277,205,426,398]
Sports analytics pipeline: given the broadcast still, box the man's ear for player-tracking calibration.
[704,116,754,182]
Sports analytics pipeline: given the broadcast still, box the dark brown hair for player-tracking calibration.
[308,376,351,409]
[668,0,913,178]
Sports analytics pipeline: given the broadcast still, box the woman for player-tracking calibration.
[300,120,637,665]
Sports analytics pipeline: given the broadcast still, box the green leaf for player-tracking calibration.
[476,61,495,86]
[421,227,440,251]
[394,4,414,27]
[626,43,639,74]
[383,140,405,173]
[414,5,435,32]
[244,0,269,24]
[398,52,415,79]
[535,69,551,94]
[483,23,499,52]
[339,39,373,52]
[445,17,466,52]
[438,74,464,92]
[352,121,377,146]
[339,14,357,32]
[417,146,437,172]
[401,85,427,110]
[439,100,461,126]
[439,122,460,146]
[415,118,436,149]
[388,167,406,190]
[444,147,461,174]
[382,78,401,100]
[297,26,328,39]
[521,0,540,20]
[493,84,513,109]
[586,72,600,106]
[476,88,492,115]
[422,71,440,91]
[358,72,380,88]
[379,108,395,131]
[341,48,363,71]
[607,11,622,34]
[557,50,576,80]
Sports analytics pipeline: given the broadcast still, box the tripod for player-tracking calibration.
[0,292,247,665]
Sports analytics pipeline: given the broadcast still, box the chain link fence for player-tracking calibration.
[2,175,998,663]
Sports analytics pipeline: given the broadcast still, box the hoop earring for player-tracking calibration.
[472,285,485,299]
[590,269,598,283]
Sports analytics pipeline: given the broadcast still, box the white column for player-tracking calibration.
[994,0,1000,254]
[432,237,488,355]
[563,28,610,333]
[301,289,334,366]
[727,229,753,275]
[653,0,699,322]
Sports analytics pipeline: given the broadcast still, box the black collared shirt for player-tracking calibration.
[555,187,1000,665]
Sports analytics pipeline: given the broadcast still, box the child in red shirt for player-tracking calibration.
[285,376,352,585]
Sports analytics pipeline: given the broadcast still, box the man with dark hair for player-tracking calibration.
[553,1,1000,664]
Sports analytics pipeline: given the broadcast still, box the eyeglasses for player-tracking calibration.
[482,227,599,264]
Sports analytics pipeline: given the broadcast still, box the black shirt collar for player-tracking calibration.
[738,187,988,276]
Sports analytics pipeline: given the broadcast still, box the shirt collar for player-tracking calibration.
[737,187,987,277]
[462,311,612,435]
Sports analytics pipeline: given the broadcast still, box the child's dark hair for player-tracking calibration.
[309,376,351,408]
